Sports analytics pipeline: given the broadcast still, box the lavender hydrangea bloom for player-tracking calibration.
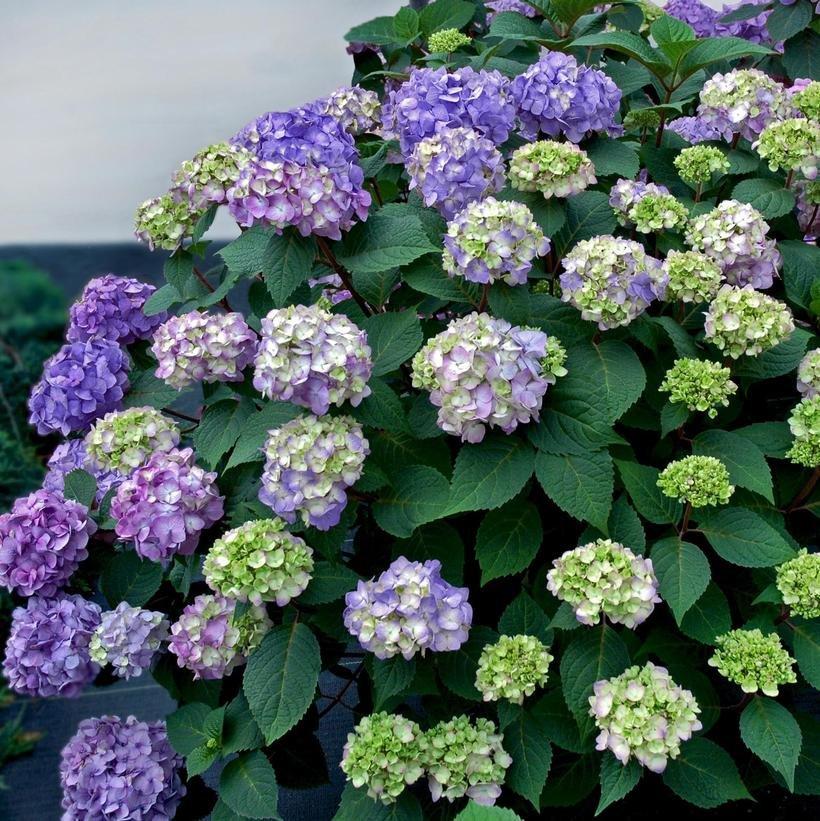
[151,311,257,390]
[89,602,169,680]
[111,448,224,563]
[67,275,167,345]
[28,340,130,436]
[385,67,515,153]
[795,180,820,239]
[666,116,724,144]
[406,126,506,220]
[43,439,123,503]
[486,0,537,19]
[666,0,774,45]
[343,557,473,659]
[664,0,720,36]
[253,304,372,414]
[511,50,622,143]
[0,489,96,598]
[60,715,185,820]
[3,594,101,698]
[316,86,382,136]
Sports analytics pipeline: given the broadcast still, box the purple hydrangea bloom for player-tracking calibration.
[664,0,720,36]
[665,116,723,144]
[43,439,123,503]
[609,179,669,222]
[486,0,537,20]
[666,0,774,45]
[60,715,185,820]
[720,0,775,46]
[407,126,505,220]
[344,557,473,660]
[384,66,515,154]
[511,50,622,143]
[0,489,96,598]
[795,180,820,240]
[111,448,224,563]
[3,593,101,698]
[66,275,167,345]
[28,340,130,436]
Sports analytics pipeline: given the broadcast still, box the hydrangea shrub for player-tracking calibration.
[3,1,820,818]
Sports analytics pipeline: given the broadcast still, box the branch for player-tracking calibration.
[315,237,375,317]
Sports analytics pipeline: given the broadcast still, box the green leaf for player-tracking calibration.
[767,0,813,43]
[651,537,711,623]
[393,6,419,44]
[123,368,179,410]
[143,283,181,316]
[487,11,546,42]
[373,465,451,537]
[166,703,211,756]
[352,378,408,433]
[661,401,689,437]
[692,429,774,503]
[794,715,820,796]
[679,582,731,644]
[352,268,400,309]
[193,398,256,470]
[100,551,163,607]
[163,251,194,293]
[243,623,321,744]
[394,522,465,584]
[570,31,668,72]
[725,148,760,175]
[780,240,820,311]
[535,450,614,532]
[372,657,416,709]
[602,60,653,95]
[226,401,302,470]
[438,626,498,700]
[585,138,640,179]
[488,282,530,325]
[501,189,567,238]
[664,737,751,808]
[186,745,220,778]
[62,469,96,508]
[679,36,773,77]
[583,341,646,422]
[782,31,820,81]
[615,460,683,525]
[260,231,316,306]
[732,178,795,220]
[505,708,553,809]
[527,292,595,345]
[792,619,820,689]
[740,698,802,791]
[607,495,646,554]
[223,693,264,755]
[456,803,523,821]
[498,592,551,643]
[475,499,543,583]
[402,257,481,304]
[735,328,811,381]
[344,16,401,46]
[419,0,475,36]
[596,756,641,815]
[554,191,618,257]
[298,561,359,606]
[363,310,423,376]
[219,751,281,820]
[651,15,695,50]
[334,784,423,821]
[696,507,796,567]
[734,421,794,459]
[447,435,535,515]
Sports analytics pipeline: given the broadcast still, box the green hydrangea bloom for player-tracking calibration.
[674,145,730,185]
[171,142,253,209]
[798,348,820,398]
[85,407,180,473]
[134,193,202,251]
[663,250,723,304]
[639,1,665,28]
[508,141,596,198]
[541,336,568,382]
[340,712,426,804]
[787,395,820,468]
[776,549,820,619]
[428,28,471,52]
[422,716,511,805]
[660,358,737,418]
[203,518,314,607]
[629,193,689,233]
[793,80,820,120]
[788,438,820,468]
[754,118,820,179]
[475,634,553,704]
[623,108,662,131]
[708,628,797,696]
[658,455,734,507]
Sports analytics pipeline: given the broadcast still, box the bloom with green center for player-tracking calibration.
[787,395,820,468]
[203,518,314,607]
[663,249,723,303]
[171,141,254,209]
[658,455,734,507]
[428,28,471,52]
[475,634,553,704]
[674,145,730,185]
[509,140,596,198]
[776,549,820,619]
[660,358,737,418]
[340,712,427,804]
[629,193,689,233]
[798,348,820,398]
[792,80,820,120]
[708,628,797,696]
[84,407,180,474]
[754,118,820,180]
[134,193,202,251]
[422,716,511,806]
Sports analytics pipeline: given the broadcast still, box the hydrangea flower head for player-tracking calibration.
[67,275,167,345]
[795,180,820,238]
[486,0,537,19]
[666,116,723,144]
[134,193,202,251]
[171,141,254,209]
[546,539,660,628]
[658,455,734,507]
[590,662,702,773]
[343,557,472,660]
[509,141,596,198]
[709,628,797,696]
[253,303,371,414]
[798,348,820,398]
[776,549,820,619]
[475,634,553,704]
[317,86,381,136]
[754,118,820,180]
[0,489,96,598]
[662,249,723,304]
[792,79,820,119]
[609,179,669,225]
[260,414,368,530]
[43,439,123,503]
[341,712,427,804]
[442,197,549,286]
[428,28,471,52]
[787,395,820,467]
[664,0,720,36]
[674,145,730,185]
[151,311,257,390]
[204,518,314,606]
[660,359,737,418]
[3,593,101,698]
[623,109,662,132]
[628,192,689,234]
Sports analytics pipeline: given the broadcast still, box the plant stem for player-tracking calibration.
[679,502,692,537]
[478,283,490,312]
[316,661,364,719]
[785,169,794,189]
[787,466,820,513]
[192,267,234,313]
[315,237,374,317]
[164,407,201,424]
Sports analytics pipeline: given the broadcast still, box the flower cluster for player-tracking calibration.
[558,235,666,329]
[546,539,660,628]
[67,274,167,345]
[609,179,668,224]
[754,118,820,180]
[475,634,553,704]
[792,79,820,119]
[151,310,257,389]
[253,304,371,414]
[43,439,123,503]
[623,108,662,132]
[260,414,368,530]
[660,358,738,418]
[787,395,820,467]
[343,557,472,660]
[85,406,180,474]
[776,549,820,619]
[798,348,820,398]
[204,518,314,606]
[674,145,730,185]
[662,249,723,304]
[423,716,511,806]
[89,602,169,680]
[442,197,549,286]
[795,179,820,238]
[168,594,272,680]
[666,116,723,144]
[59,716,184,821]
[589,662,702,773]
[614,186,688,234]
[3,594,101,698]
[485,0,537,18]
[407,126,506,220]
[508,140,596,198]
[428,28,472,53]
[0,489,95,598]
[511,50,622,143]
[171,141,254,209]
[317,86,381,136]
[134,193,203,251]
[340,713,426,804]
[111,448,224,563]
[28,340,129,436]
[704,285,794,358]
[658,455,734,507]
[709,629,797,696]
[411,312,564,442]
[666,0,773,44]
